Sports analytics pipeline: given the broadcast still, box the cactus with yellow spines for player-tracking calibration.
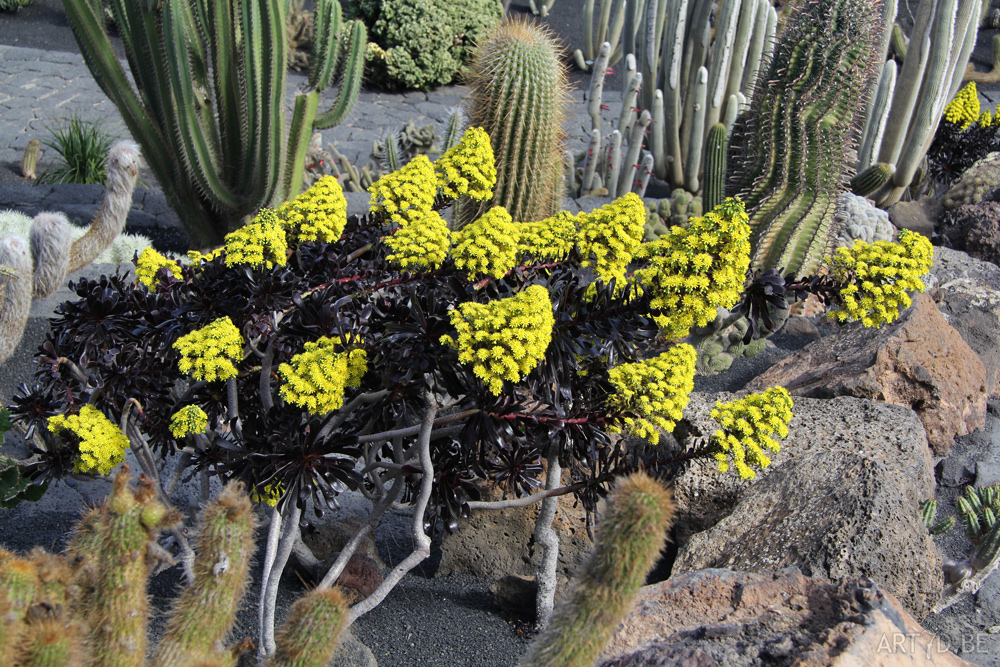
[0,469,351,667]
[519,471,676,667]
[462,17,571,225]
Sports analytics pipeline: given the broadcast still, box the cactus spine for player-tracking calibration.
[727,0,884,277]
[0,469,351,667]
[519,472,676,667]
[463,17,570,224]
[63,0,366,246]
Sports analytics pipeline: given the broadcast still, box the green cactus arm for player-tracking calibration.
[660,0,688,185]
[946,0,982,100]
[281,91,321,203]
[706,0,741,131]
[703,123,728,212]
[309,0,342,91]
[851,162,895,196]
[11,611,88,667]
[607,129,624,199]
[265,589,348,667]
[680,0,714,154]
[619,110,652,195]
[618,62,640,135]
[724,0,758,109]
[651,90,666,179]
[684,66,708,193]
[314,19,366,129]
[204,0,248,186]
[152,483,256,667]
[741,0,774,99]
[519,472,676,667]
[858,60,897,170]
[580,0,595,65]
[587,42,611,133]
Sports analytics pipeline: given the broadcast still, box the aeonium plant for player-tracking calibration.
[4,126,933,656]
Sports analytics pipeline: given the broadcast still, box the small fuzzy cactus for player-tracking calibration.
[462,17,571,224]
[519,471,676,667]
[20,139,40,181]
[0,468,350,667]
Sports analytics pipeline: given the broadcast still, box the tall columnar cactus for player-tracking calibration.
[462,17,571,225]
[0,469,350,667]
[869,0,981,206]
[0,141,141,365]
[727,0,885,277]
[62,0,366,247]
[519,471,676,666]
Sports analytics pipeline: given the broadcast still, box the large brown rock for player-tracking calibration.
[928,246,1000,398]
[672,393,942,620]
[599,568,973,667]
[746,292,987,455]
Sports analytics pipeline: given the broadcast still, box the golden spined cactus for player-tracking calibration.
[607,344,697,444]
[451,206,519,280]
[462,17,571,225]
[519,472,676,667]
[440,284,555,395]
[709,386,794,479]
[265,589,348,667]
[825,229,934,327]
[173,317,245,383]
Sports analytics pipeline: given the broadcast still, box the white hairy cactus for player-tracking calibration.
[30,212,75,298]
[0,237,33,364]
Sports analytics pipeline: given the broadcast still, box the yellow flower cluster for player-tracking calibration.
[440,284,555,395]
[385,208,452,271]
[186,247,225,265]
[224,208,288,270]
[944,82,981,130]
[826,229,933,327]
[634,198,752,340]
[278,336,368,414]
[169,405,208,438]
[368,155,437,224]
[607,344,696,444]
[433,127,497,201]
[275,175,348,244]
[250,482,285,507]
[451,206,520,279]
[576,193,647,284]
[173,316,245,382]
[709,386,793,479]
[514,211,583,261]
[135,247,182,287]
[48,405,129,475]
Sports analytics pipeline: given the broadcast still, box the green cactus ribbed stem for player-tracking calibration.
[582,129,602,194]
[63,0,364,247]
[703,123,728,212]
[660,0,688,185]
[89,472,175,667]
[705,0,741,132]
[587,42,611,132]
[20,139,39,181]
[742,0,775,100]
[152,483,256,667]
[265,589,348,667]
[618,68,641,136]
[727,0,884,277]
[858,60,897,171]
[684,66,708,193]
[619,110,651,195]
[519,472,676,667]
[464,17,570,224]
[607,130,624,199]
[851,162,895,196]
[651,89,666,180]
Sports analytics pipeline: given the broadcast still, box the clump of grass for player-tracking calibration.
[0,0,34,12]
[37,115,118,185]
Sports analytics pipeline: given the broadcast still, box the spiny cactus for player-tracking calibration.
[919,498,956,535]
[0,141,142,365]
[0,468,350,667]
[519,471,676,667]
[20,139,40,181]
[933,483,1000,613]
[462,17,571,225]
[63,0,366,247]
[727,0,885,278]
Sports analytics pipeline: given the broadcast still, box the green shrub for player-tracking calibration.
[37,115,117,186]
[367,0,503,90]
[0,0,33,12]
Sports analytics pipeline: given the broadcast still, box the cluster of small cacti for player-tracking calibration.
[933,483,1000,613]
[0,468,349,667]
[688,313,770,375]
[919,498,956,535]
[728,0,884,278]
[941,151,1000,209]
[641,192,704,242]
[0,141,141,365]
